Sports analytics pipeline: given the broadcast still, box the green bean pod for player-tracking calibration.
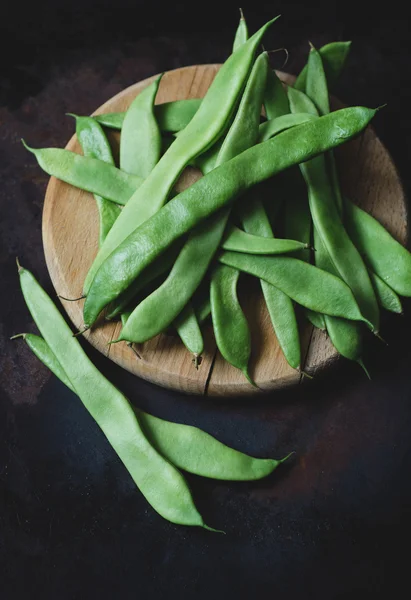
[83,18,279,294]
[264,68,290,120]
[19,267,219,527]
[288,87,379,331]
[232,8,248,52]
[194,294,212,324]
[345,200,411,297]
[83,106,377,327]
[238,192,301,369]
[258,112,316,142]
[94,99,202,133]
[71,115,121,246]
[117,52,269,344]
[18,265,220,529]
[13,327,288,482]
[210,264,254,384]
[222,225,309,254]
[294,41,352,92]
[120,75,162,176]
[23,143,142,205]
[305,44,344,215]
[369,271,403,314]
[305,310,326,330]
[218,251,371,326]
[313,228,363,363]
[193,112,316,174]
[173,303,204,362]
[306,44,330,116]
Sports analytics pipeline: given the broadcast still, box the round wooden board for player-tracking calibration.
[42,64,408,396]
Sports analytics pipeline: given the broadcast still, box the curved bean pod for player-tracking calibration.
[18,265,214,529]
[305,310,326,330]
[294,41,352,92]
[120,75,162,177]
[288,88,379,331]
[344,200,411,297]
[306,44,330,116]
[14,329,288,482]
[83,106,377,327]
[174,303,204,361]
[194,294,212,324]
[83,18,279,294]
[258,112,316,142]
[264,67,289,120]
[238,194,301,370]
[210,264,254,384]
[222,225,309,254]
[232,8,248,52]
[94,99,202,133]
[313,228,363,363]
[218,251,371,326]
[72,115,121,245]
[305,44,343,215]
[369,271,403,314]
[23,143,143,205]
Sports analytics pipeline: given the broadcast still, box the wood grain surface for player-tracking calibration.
[42,65,408,395]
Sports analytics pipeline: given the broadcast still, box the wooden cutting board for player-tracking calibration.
[42,64,408,395]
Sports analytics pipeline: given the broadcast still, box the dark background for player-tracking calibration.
[2,2,411,598]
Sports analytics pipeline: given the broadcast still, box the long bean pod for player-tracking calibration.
[294,41,352,92]
[18,265,214,529]
[13,326,287,481]
[23,143,142,205]
[71,115,121,245]
[120,75,162,176]
[218,251,371,326]
[222,225,309,254]
[344,200,411,296]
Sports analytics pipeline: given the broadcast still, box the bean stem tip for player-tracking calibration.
[10,333,26,340]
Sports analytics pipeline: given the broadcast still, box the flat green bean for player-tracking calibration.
[294,41,352,92]
[94,99,202,133]
[18,265,215,529]
[238,193,301,370]
[222,225,309,254]
[369,271,403,314]
[13,323,287,482]
[288,87,379,331]
[71,115,121,246]
[83,106,377,327]
[305,310,326,330]
[23,143,143,205]
[210,264,254,384]
[218,251,371,326]
[313,228,363,363]
[120,76,162,176]
[232,8,248,52]
[305,44,343,215]
[345,200,411,297]
[264,68,290,120]
[173,303,204,363]
[83,18,279,294]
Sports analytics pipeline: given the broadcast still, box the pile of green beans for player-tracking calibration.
[17,10,411,530]
[23,13,411,382]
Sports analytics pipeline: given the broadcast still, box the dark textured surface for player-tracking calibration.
[2,3,411,598]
